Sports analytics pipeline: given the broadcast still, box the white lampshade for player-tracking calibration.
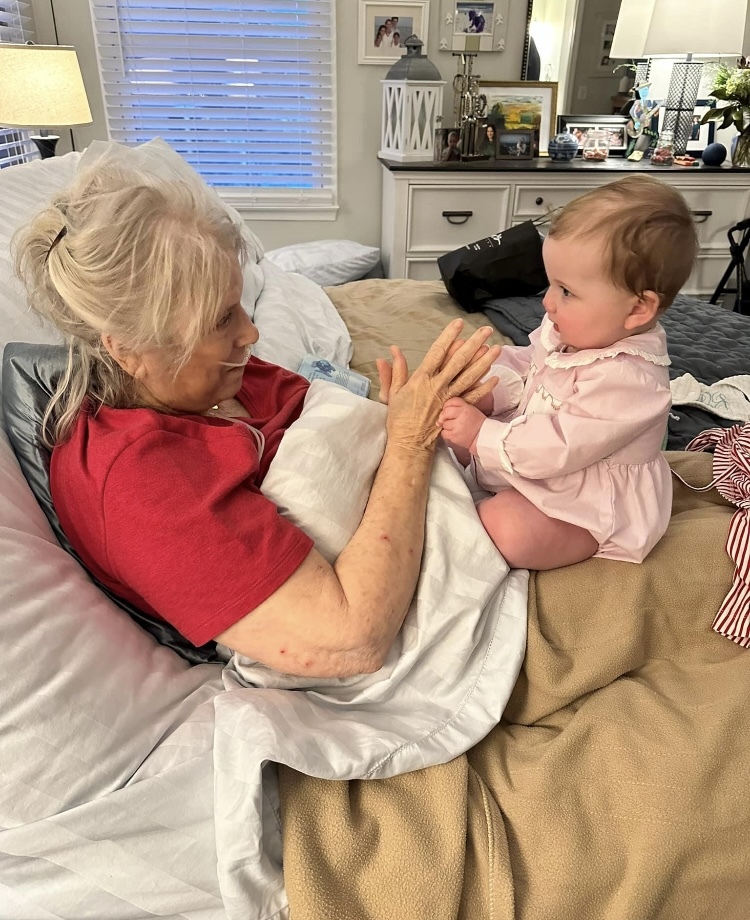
[0,44,92,127]
[610,0,750,58]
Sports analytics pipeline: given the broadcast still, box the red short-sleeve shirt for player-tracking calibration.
[50,357,313,646]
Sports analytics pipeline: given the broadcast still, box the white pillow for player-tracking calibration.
[0,153,81,354]
[265,239,381,286]
[0,427,224,827]
[0,140,352,403]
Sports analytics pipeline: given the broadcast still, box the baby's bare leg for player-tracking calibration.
[477,490,598,570]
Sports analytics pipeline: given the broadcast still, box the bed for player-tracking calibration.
[0,143,749,920]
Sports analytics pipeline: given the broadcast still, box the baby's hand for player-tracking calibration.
[439,397,486,453]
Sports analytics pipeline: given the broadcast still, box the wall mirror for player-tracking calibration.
[521,0,632,118]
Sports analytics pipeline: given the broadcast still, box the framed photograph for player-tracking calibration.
[479,81,558,155]
[439,0,509,53]
[474,121,498,159]
[597,20,617,72]
[434,127,463,162]
[557,114,629,156]
[495,127,536,160]
[686,99,717,154]
[358,0,430,65]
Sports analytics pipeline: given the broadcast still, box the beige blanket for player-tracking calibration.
[279,281,750,918]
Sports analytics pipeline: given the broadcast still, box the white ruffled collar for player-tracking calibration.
[539,315,671,369]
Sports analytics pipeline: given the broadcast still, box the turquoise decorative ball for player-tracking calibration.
[548,132,579,161]
[701,142,727,167]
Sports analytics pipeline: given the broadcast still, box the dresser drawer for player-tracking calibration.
[513,184,588,219]
[677,185,750,251]
[407,184,510,252]
[406,257,441,281]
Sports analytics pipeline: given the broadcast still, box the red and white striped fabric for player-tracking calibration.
[685,423,750,648]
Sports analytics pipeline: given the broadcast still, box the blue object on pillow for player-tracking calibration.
[1,343,220,665]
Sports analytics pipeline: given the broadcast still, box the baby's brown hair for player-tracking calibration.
[547,175,698,311]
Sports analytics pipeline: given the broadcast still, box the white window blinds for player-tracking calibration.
[89,0,337,215]
[0,1,34,169]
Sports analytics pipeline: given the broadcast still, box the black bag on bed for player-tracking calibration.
[438,220,548,313]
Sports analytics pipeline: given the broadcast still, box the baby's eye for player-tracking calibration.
[560,286,572,298]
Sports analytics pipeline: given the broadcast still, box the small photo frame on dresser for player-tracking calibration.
[434,127,463,162]
[495,127,535,159]
[685,99,717,155]
[556,114,628,156]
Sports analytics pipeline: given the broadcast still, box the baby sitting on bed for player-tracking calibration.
[439,175,697,570]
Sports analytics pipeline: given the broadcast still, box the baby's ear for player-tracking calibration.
[625,290,660,330]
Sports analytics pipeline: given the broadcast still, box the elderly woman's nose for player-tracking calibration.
[239,311,260,344]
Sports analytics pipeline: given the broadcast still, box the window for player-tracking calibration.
[0,1,34,169]
[89,0,337,217]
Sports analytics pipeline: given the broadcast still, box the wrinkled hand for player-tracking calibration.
[438,397,486,454]
[377,337,492,406]
[375,320,500,452]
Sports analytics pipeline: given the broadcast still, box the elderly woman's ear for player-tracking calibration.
[101,333,146,379]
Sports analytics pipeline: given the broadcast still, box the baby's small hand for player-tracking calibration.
[439,397,486,453]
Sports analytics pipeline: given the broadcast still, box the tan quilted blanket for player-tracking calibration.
[278,281,750,919]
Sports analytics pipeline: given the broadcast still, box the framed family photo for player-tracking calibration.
[557,114,629,156]
[494,127,536,159]
[434,126,463,162]
[438,0,509,53]
[686,99,717,154]
[479,81,557,155]
[358,0,430,65]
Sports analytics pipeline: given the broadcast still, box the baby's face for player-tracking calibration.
[541,234,648,351]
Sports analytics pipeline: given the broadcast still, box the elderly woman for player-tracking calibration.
[14,165,499,679]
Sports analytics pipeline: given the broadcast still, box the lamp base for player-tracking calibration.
[30,135,61,159]
[660,61,703,156]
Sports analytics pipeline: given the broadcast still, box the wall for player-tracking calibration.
[29,0,529,250]
[568,0,622,115]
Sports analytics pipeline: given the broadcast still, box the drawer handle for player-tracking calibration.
[442,210,473,225]
[691,209,712,224]
[535,196,544,206]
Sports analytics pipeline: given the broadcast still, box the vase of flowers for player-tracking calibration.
[702,60,750,167]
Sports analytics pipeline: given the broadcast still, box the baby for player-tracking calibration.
[439,175,698,570]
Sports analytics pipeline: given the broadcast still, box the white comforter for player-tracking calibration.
[0,383,527,920]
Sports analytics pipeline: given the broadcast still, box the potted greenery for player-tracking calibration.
[702,58,750,167]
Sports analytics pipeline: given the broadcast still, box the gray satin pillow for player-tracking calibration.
[1,342,219,665]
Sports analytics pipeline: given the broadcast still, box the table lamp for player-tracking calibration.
[610,0,750,155]
[0,43,92,158]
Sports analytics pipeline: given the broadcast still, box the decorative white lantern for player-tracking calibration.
[380,36,445,163]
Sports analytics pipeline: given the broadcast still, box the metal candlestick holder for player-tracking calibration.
[452,52,487,160]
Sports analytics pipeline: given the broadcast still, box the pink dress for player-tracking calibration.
[472,316,673,563]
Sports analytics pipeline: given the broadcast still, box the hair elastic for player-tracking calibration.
[45,225,68,263]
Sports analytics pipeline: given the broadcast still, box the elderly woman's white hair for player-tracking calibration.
[14,163,247,448]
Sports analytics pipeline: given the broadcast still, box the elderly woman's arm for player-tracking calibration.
[216,321,499,678]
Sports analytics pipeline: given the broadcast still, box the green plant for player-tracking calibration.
[702,59,750,165]
[701,60,750,133]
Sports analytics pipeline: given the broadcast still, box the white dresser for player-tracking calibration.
[380,158,750,298]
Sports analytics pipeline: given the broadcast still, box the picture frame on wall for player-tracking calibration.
[478,81,558,155]
[438,0,509,53]
[358,0,430,66]
[556,114,629,156]
[597,20,617,72]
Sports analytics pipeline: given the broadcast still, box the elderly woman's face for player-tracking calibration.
[121,257,259,414]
